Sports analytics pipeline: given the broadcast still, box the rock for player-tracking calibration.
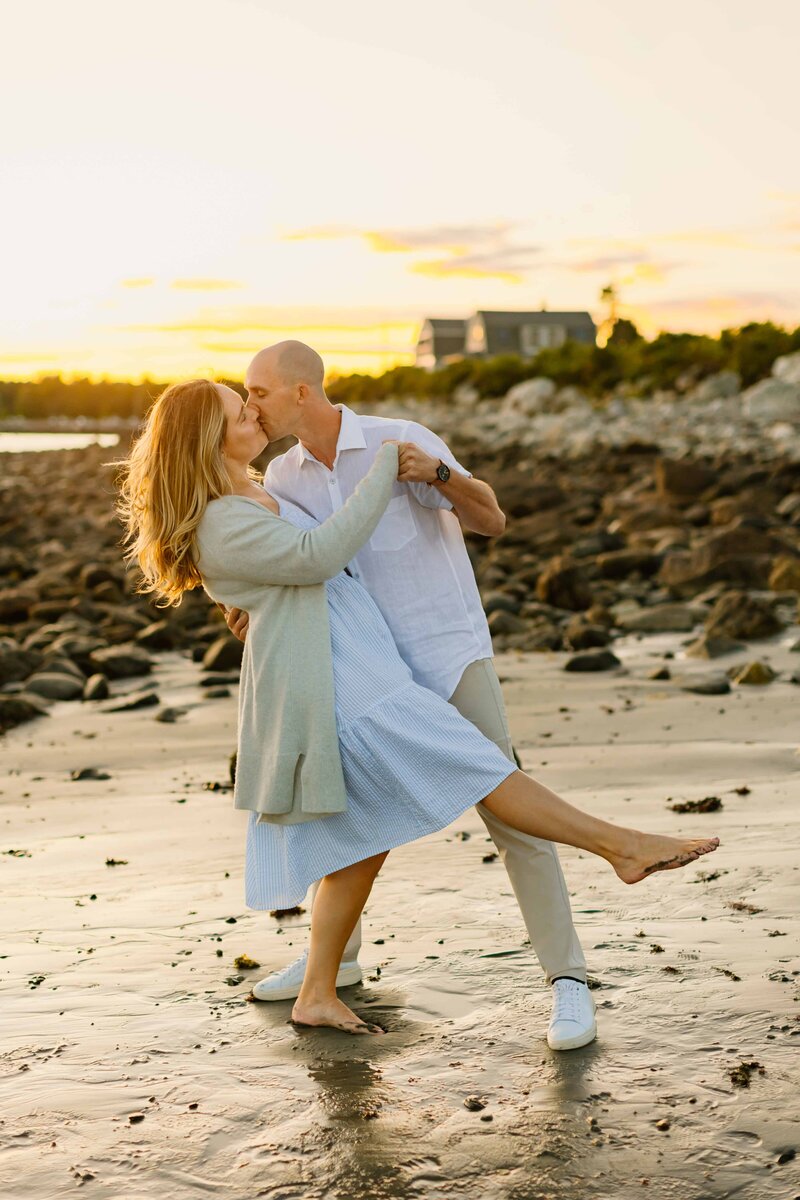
[731,661,776,685]
[769,556,800,592]
[655,458,716,502]
[25,671,85,701]
[201,635,244,672]
[684,632,746,658]
[482,591,522,617]
[203,686,231,699]
[648,665,671,680]
[104,688,160,712]
[741,378,800,423]
[37,657,85,685]
[488,610,527,636]
[680,675,731,695]
[155,706,188,723]
[88,643,154,679]
[563,616,611,650]
[536,557,592,611]
[772,350,800,385]
[704,591,783,640]
[617,603,698,633]
[776,492,800,521]
[0,588,39,623]
[594,550,663,580]
[70,767,112,781]
[136,620,177,650]
[571,531,625,559]
[79,563,121,590]
[689,370,741,402]
[564,649,621,672]
[83,673,110,701]
[463,1095,488,1112]
[0,643,43,685]
[505,377,557,413]
[47,633,108,672]
[0,692,49,731]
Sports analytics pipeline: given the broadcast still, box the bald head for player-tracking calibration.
[247,340,325,391]
[244,340,329,442]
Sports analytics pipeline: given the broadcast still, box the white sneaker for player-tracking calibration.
[251,950,362,1002]
[547,978,597,1050]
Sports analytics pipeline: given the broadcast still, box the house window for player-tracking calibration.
[520,323,567,355]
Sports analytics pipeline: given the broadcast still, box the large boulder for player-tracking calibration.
[616,603,699,633]
[25,671,85,701]
[0,642,43,685]
[505,377,557,414]
[772,351,800,386]
[769,556,800,592]
[0,692,49,732]
[0,588,39,623]
[88,643,154,679]
[704,591,783,641]
[655,458,716,504]
[201,635,245,672]
[594,550,663,580]
[536,557,592,612]
[741,378,800,423]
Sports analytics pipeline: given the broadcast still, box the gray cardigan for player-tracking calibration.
[193,441,399,825]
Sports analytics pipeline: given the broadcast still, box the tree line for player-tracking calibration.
[1,322,798,420]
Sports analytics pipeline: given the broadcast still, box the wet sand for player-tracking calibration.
[1,630,799,1199]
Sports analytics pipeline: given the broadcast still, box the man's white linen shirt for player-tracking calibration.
[262,405,493,701]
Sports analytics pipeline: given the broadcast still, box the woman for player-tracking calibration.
[118,379,720,1037]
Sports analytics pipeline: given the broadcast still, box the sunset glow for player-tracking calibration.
[3,0,799,381]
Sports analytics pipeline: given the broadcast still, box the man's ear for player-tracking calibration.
[296,383,308,407]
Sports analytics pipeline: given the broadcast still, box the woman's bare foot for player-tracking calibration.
[290,995,385,1035]
[611,831,720,884]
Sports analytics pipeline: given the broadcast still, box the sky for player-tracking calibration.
[2,0,799,381]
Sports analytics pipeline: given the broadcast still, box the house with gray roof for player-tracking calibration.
[415,309,596,368]
[415,318,469,370]
[464,310,596,357]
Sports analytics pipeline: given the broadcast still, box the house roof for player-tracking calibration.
[473,310,595,329]
[422,318,468,334]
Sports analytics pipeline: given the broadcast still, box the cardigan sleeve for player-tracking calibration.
[197,441,399,586]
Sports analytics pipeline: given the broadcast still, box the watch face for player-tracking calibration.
[437,462,451,482]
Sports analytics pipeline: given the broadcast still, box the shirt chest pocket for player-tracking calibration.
[369,493,417,552]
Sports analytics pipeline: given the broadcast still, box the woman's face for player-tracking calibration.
[218,384,268,464]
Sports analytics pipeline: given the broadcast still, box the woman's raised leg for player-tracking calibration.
[291,851,389,1035]
[481,771,719,884]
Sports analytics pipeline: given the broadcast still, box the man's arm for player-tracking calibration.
[396,428,506,537]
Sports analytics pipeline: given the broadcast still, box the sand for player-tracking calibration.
[1,629,799,1199]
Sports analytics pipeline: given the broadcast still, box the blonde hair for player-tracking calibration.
[117,378,234,606]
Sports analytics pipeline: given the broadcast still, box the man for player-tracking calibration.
[225,339,596,1050]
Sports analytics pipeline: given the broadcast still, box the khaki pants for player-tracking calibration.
[311,657,588,985]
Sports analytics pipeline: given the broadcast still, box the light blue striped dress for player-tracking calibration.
[243,498,517,910]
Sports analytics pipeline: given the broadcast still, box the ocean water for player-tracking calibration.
[0,432,120,453]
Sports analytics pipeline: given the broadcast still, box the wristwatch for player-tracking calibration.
[431,459,451,485]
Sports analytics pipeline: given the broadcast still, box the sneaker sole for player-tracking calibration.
[547,1019,598,1051]
[251,963,363,1002]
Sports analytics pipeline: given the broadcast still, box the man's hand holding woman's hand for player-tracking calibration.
[382,438,440,484]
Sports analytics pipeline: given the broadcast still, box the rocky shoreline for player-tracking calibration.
[1,358,799,733]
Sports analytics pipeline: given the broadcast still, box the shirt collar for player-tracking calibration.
[299,404,366,465]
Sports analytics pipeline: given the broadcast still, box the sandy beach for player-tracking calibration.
[2,621,798,1199]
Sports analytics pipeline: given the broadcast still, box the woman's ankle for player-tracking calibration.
[296,981,337,1007]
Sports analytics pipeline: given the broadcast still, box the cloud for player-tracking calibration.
[121,277,155,288]
[170,279,243,291]
[280,221,537,281]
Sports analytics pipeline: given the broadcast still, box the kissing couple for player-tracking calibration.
[118,340,719,1043]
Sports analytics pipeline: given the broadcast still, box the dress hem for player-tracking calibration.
[244,758,517,912]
